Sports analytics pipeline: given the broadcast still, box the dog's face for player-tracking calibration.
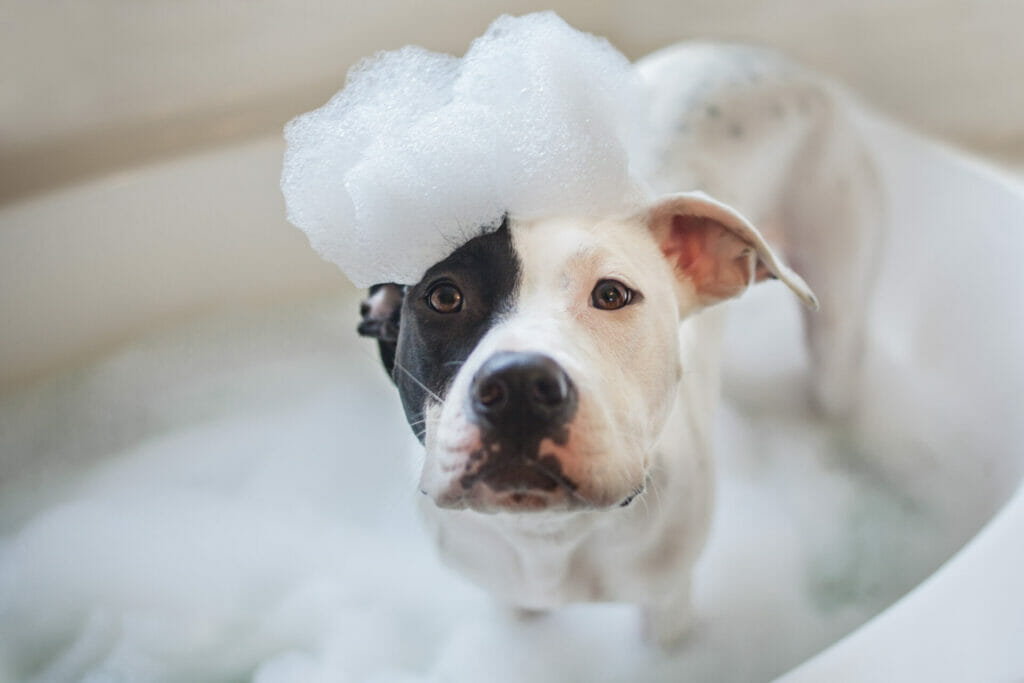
[360,193,815,514]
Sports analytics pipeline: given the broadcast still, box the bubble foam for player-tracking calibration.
[281,12,650,287]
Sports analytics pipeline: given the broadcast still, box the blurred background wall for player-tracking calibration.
[4,0,1024,203]
[2,0,1022,385]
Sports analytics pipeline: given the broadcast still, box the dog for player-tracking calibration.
[357,42,882,646]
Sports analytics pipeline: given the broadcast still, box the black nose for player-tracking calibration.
[470,351,577,431]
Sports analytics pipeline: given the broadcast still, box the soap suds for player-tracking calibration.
[281,12,650,287]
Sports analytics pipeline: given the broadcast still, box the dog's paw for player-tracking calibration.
[510,606,549,622]
[641,600,694,651]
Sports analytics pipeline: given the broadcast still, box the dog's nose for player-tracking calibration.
[470,351,577,430]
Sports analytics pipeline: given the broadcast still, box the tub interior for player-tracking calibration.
[0,118,1023,682]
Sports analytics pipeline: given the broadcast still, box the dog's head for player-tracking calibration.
[359,192,815,514]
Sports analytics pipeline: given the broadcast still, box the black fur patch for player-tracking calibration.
[391,225,520,441]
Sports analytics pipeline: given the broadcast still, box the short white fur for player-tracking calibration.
[412,37,881,646]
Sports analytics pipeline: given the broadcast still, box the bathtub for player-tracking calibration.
[0,112,1021,681]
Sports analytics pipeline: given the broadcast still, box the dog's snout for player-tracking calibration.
[471,351,577,429]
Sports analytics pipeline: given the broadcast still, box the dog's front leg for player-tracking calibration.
[641,576,694,649]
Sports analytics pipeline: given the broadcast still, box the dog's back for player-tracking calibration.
[637,43,885,415]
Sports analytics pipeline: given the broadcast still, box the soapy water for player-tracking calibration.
[281,12,650,288]
[0,293,952,683]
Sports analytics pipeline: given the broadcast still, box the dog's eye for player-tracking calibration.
[426,281,463,314]
[591,279,633,311]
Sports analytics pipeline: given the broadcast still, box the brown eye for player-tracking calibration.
[427,281,463,314]
[591,279,633,311]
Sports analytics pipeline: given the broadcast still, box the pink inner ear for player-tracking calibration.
[661,214,759,304]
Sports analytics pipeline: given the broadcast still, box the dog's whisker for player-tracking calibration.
[394,361,445,404]
[649,471,667,517]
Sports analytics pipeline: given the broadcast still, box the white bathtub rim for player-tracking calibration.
[777,114,1024,681]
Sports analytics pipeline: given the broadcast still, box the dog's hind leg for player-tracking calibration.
[776,92,884,416]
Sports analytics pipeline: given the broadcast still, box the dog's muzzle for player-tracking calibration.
[455,351,579,506]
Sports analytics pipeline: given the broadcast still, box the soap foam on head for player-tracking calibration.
[281,12,650,288]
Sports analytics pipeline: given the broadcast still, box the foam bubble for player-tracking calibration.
[281,12,650,287]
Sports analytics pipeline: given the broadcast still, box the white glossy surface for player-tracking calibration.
[781,485,1024,681]
[0,138,341,386]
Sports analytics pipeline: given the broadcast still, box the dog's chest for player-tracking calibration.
[419,502,605,606]
[419,478,708,609]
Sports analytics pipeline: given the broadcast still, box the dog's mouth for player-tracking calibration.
[433,481,574,513]
[618,481,647,507]
[462,451,573,493]
[434,454,577,513]
[488,489,563,512]
[429,452,647,514]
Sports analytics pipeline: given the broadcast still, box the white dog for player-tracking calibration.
[357,43,881,646]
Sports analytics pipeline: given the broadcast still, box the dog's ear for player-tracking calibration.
[358,283,404,377]
[648,191,818,312]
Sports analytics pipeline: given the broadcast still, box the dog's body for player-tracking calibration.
[638,44,882,417]
[359,43,882,645]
